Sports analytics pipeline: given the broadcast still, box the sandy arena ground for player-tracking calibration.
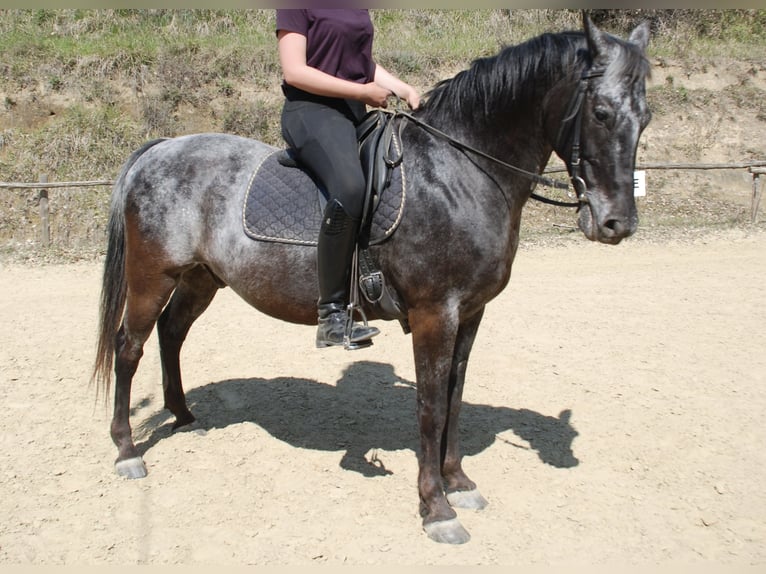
[1,227,764,566]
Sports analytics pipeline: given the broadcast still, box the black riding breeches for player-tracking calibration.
[280,97,367,220]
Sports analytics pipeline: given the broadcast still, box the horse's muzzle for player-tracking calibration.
[578,197,637,245]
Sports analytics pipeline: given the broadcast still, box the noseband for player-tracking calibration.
[392,64,605,210]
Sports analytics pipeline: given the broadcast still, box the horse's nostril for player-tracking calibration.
[604,218,625,235]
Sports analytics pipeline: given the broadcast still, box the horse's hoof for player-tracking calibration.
[171,411,196,431]
[173,419,205,435]
[115,457,147,479]
[446,488,489,510]
[423,518,471,544]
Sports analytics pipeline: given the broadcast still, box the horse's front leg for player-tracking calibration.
[443,307,489,511]
[410,306,470,544]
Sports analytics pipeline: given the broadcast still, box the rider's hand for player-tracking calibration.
[403,87,420,111]
[361,82,393,108]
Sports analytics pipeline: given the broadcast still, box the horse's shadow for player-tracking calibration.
[134,360,579,476]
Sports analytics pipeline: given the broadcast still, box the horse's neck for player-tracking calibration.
[454,108,554,198]
[449,76,569,181]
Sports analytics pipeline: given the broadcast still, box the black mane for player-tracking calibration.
[418,29,648,126]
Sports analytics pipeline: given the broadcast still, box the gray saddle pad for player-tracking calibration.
[243,149,405,246]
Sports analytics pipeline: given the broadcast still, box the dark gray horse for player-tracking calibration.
[93,15,650,544]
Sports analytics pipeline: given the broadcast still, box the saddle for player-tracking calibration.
[350,110,406,325]
[355,109,404,233]
[243,110,408,325]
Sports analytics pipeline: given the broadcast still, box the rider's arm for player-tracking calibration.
[277,30,390,108]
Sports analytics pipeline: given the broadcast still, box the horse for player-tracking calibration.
[92,14,651,544]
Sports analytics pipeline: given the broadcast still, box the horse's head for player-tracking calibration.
[548,14,651,244]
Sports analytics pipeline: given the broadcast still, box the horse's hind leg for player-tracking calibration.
[112,271,177,479]
[157,265,221,430]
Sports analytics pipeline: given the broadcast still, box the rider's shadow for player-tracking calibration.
[134,360,579,476]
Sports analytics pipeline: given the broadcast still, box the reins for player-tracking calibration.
[388,65,605,209]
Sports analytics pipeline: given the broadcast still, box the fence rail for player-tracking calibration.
[0,180,113,190]
[1,161,764,247]
[543,161,765,226]
[544,160,766,173]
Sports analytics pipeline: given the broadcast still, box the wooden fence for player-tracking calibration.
[1,161,764,247]
[544,160,766,227]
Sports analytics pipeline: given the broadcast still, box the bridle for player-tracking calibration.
[391,65,605,209]
[554,66,606,206]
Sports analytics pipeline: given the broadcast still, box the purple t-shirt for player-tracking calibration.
[276,9,376,85]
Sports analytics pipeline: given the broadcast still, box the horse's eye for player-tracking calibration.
[594,107,610,123]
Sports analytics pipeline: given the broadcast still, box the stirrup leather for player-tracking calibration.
[344,248,375,350]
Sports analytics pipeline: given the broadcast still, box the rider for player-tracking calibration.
[276,9,420,349]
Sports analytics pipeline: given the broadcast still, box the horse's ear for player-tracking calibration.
[628,20,650,52]
[582,11,609,62]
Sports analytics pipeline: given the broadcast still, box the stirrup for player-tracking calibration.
[344,302,374,350]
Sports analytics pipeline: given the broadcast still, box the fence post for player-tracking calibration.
[751,167,764,224]
[39,174,50,247]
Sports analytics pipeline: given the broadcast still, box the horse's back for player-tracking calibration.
[125,133,276,192]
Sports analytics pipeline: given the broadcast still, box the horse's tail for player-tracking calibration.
[92,138,168,400]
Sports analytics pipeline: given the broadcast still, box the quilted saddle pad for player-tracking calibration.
[242,149,406,247]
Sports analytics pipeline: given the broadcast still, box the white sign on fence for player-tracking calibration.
[633,170,646,197]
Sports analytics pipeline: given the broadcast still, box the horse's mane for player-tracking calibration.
[417,29,648,125]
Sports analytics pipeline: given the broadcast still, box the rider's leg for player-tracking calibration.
[280,98,380,348]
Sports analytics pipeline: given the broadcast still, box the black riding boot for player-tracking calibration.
[316,199,380,349]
